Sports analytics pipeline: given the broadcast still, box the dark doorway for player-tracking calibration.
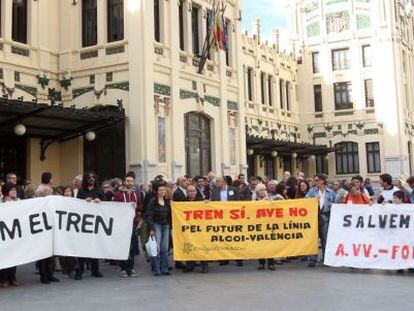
[0,137,27,182]
[247,154,255,177]
[185,112,211,176]
[282,156,292,174]
[84,109,125,182]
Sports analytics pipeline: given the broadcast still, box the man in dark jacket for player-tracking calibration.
[241,177,259,201]
[75,172,105,280]
[211,177,243,266]
[6,173,24,199]
[173,177,188,201]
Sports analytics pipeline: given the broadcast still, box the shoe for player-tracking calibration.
[257,264,265,270]
[175,262,186,270]
[219,261,229,266]
[48,277,60,282]
[1,281,9,288]
[162,272,172,276]
[154,272,161,277]
[397,269,404,274]
[236,261,244,267]
[201,266,209,274]
[120,270,128,278]
[268,264,276,271]
[73,274,82,280]
[130,269,139,277]
[40,279,50,284]
[91,272,103,278]
[408,269,414,273]
[308,262,316,268]
[10,280,20,287]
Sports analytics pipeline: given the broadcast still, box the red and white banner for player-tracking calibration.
[324,204,414,270]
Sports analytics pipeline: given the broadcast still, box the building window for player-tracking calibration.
[12,0,27,44]
[179,0,184,51]
[263,156,274,179]
[229,128,236,165]
[225,19,231,66]
[335,142,359,174]
[107,0,124,42]
[362,45,371,67]
[332,48,350,71]
[268,75,273,106]
[154,0,161,42]
[364,79,374,108]
[82,0,97,47]
[314,84,322,112]
[366,142,381,173]
[191,5,200,55]
[334,82,352,110]
[316,154,328,175]
[312,51,320,73]
[279,79,284,109]
[285,81,290,111]
[260,72,266,105]
[247,68,253,101]
[158,117,166,163]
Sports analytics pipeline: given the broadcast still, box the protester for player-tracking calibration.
[378,174,399,204]
[255,183,276,271]
[75,172,105,280]
[364,178,375,197]
[147,183,172,276]
[35,172,60,285]
[295,180,310,199]
[272,183,287,200]
[342,182,371,204]
[173,177,188,202]
[59,186,77,279]
[241,177,259,201]
[101,180,114,201]
[332,180,348,203]
[6,173,24,199]
[211,176,242,267]
[285,176,297,199]
[306,174,335,268]
[0,183,20,288]
[113,174,142,278]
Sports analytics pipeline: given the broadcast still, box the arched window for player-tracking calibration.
[335,142,359,174]
[82,0,97,47]
[12,0,27,44]
[108,0,124,42]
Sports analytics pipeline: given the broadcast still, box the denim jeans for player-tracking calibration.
[309,214,329,263]
[152,223,170,274]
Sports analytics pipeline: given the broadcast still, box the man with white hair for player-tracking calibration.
[283,171,291,184]
[72,174,83,198]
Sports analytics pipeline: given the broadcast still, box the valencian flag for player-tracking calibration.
[198,0,228,73]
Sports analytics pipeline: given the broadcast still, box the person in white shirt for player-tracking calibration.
[378,173,399,204]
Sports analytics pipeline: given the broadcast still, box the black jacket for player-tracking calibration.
[76,187,105,201]
[173,188,187,202]
[146,197,172,230]
[210,187,240,201]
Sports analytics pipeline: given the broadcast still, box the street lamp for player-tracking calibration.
[14,124,26,136]
[271,151,278,157]
[85,131,96,141]
[247,149,254,156]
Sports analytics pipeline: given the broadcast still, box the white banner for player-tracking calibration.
[0,196,134,270]
[324,204,414,270]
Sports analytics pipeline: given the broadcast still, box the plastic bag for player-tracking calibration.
[145,236,158,258]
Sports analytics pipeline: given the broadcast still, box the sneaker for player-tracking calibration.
[268,264,276,271]
[91,272,103,278]
[308,262,316,268]
[1,281,9,288]
[130,269,139,277]
[154,272,161,277]
[120,270,128,278]
[257,264,265,270]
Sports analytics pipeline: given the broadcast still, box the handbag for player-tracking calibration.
[145,236,158,258]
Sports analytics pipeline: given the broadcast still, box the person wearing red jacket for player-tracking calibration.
[113,173,143,278]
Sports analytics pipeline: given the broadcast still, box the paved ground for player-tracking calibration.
[1,256,414,311]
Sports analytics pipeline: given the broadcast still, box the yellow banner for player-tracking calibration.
[172,198,319,261]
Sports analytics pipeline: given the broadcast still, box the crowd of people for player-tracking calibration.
[0,169,412,288]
